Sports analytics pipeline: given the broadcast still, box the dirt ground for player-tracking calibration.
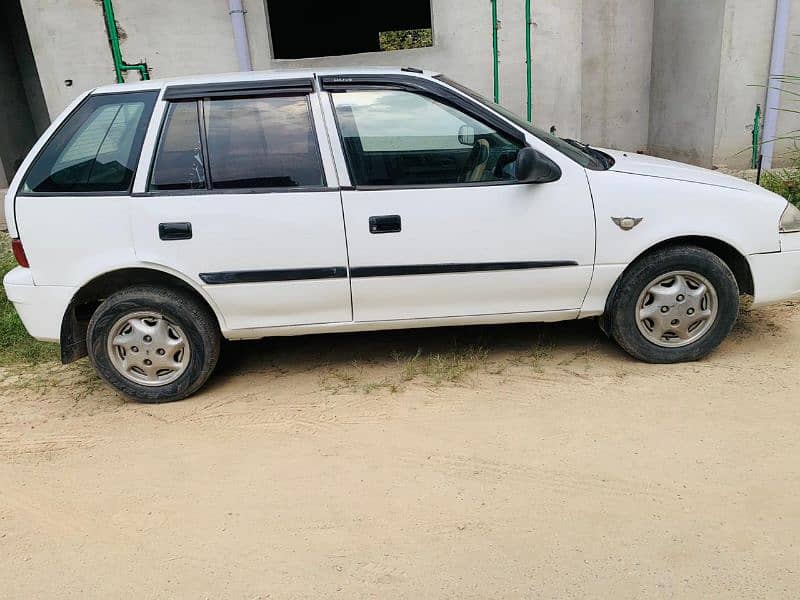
[1,301,799,599]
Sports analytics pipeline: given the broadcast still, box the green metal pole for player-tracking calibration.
[102,0,149,83]
[751,104,761,169]
[491,0,499,103]
[102,0,124,83]
[525,0,532,121]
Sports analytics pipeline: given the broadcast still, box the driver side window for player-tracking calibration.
[330,89,522,187]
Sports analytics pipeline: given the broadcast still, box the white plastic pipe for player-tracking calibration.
[229,0,252,71]
[761,0,791,170]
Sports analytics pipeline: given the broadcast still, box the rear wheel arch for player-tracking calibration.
[599,235,753,335]
[60,267,224,364]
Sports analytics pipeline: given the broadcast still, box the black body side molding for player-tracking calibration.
[200,261,578,285]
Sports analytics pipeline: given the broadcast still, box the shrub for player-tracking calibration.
[761,152,800,209]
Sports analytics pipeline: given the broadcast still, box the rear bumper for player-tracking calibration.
[3,267,74,342]
[749,246,800,306]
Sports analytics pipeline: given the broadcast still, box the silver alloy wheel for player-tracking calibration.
[636,270,719,348]
[107,311,190,386]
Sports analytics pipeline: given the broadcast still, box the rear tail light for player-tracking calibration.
[11,238,29,268]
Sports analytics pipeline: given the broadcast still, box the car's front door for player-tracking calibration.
[131,79,351,332]
[321,76,595,322]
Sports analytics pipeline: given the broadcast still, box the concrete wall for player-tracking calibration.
[263,0,495,107]
[12,0,800,170]
[581,0,653,151]
[18,0,271,119]
[270,0,584,137]
[19,0,586,139]
[649,0,727,167]
[112,0,272,77]
[20,0,112,120]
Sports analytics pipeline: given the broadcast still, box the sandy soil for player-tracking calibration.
[1,302,799,598]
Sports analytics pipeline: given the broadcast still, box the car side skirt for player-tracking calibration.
[221,308,581,340]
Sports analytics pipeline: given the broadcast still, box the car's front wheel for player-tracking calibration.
[609,245,739,363]
[87,285,221,403]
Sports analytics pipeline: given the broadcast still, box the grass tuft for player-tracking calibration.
[394,343,489,387]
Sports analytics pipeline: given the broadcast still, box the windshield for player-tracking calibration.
[434,75,611,171]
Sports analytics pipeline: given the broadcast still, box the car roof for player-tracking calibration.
[92,66,440,95]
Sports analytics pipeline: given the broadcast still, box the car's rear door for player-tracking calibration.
[131,78,351,332]
[320,75,595,322]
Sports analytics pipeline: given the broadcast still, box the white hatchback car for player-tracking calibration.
[4,67,800,402]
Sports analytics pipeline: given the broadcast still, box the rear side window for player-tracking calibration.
[22,91,157,194]
[149,94,325,192]
[204,96,324,189]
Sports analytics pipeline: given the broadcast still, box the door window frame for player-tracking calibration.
[135,79,338,196]
[320,74,536,191]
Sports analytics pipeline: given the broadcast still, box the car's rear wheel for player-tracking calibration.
[610,245,739,363]
[87,285,220,403]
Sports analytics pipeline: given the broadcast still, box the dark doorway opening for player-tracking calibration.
[266,0,433,60]
[0,0,48,186]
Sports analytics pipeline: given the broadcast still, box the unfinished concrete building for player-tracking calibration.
[0,0,797,186]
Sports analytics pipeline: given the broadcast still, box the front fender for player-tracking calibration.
[587,171,783,265]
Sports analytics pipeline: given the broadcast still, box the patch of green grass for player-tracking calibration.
[0,232,59,366]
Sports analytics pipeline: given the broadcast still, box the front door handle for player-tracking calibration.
[159,222,192,241]
[369,215,401,234]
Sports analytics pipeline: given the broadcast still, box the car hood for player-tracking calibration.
[601,149,757,192]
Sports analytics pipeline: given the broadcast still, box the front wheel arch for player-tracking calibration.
[599,235,753,336]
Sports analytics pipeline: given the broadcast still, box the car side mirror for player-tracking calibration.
[515,147,562,183]
[458,125,475,145]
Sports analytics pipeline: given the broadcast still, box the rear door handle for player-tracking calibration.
[159,222,192,241]
[369,215,401,234]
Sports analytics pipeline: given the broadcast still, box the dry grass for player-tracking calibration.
[319,334,558,396]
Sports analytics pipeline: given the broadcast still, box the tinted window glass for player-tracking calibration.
[150,101,206,191]
[204,96,324,189]
[434,75,609,170]
[23,92,156,193]
[331,90,523,187]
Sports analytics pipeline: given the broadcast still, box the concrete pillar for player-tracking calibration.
[581,0,653,151]
[649,0,726,167]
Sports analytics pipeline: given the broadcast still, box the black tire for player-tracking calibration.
[609,245,739,363]
[87,285,221,403]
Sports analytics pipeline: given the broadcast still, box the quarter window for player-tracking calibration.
[150,101,206,191]
[204,96,325,189]
[22,91,156,194]
[331,90,523,187]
